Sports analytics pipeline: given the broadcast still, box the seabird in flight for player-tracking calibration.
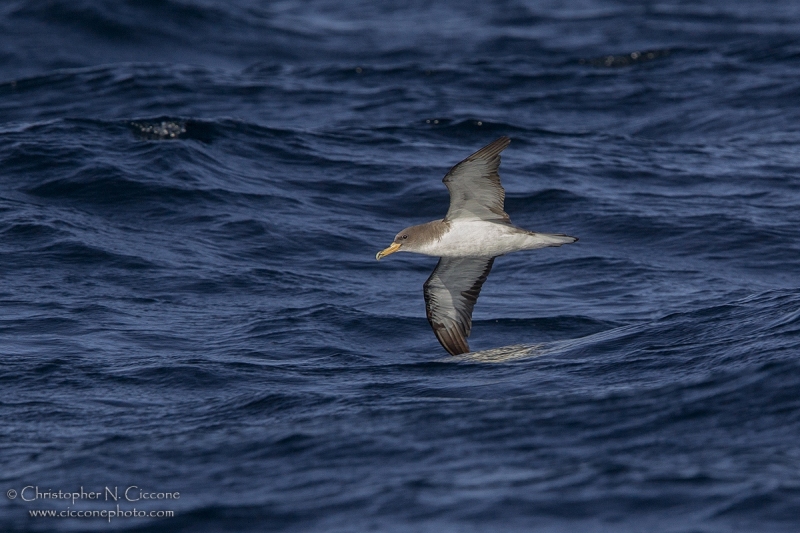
[376,136,577,355]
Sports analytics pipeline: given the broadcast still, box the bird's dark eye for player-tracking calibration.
[402,234,408,239]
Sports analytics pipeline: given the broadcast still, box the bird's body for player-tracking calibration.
[409,219,574,258]
[376,136,577,356]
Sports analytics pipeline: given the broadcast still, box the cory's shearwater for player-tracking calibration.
[376,136,577,355]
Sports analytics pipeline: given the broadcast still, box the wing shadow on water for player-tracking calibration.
[441,323,646,364]
[444,343,548,363]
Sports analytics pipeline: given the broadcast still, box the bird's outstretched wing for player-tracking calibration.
[423,256,495,355]
[443,136,511,223]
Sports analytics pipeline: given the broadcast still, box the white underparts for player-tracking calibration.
[412,220,574,258]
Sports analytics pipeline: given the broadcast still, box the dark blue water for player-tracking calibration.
[2,1,800,531]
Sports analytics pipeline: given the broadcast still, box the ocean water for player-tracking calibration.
[2,1,800,532]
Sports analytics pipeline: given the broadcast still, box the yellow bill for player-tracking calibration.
[375,242,402,260]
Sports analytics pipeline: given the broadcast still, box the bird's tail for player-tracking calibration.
[525,232,578,248]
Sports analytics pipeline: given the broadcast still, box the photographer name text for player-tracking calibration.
[8,486,179,505]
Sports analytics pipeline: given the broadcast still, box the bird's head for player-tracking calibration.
[375,224,430,260]
[375,227,411,260]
